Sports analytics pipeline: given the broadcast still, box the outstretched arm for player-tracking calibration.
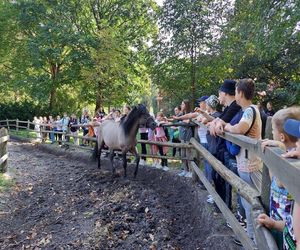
[173,112,198,120]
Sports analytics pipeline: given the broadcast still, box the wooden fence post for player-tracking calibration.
[191,126,201,183]
[27,120,30,130]
[0,128,8,173]
[260,116,272,213]
[16,119,19,133]
[6,119,9,131]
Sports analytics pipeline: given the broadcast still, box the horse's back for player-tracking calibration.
[99,120,123,150]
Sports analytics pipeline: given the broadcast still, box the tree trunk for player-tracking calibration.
[49,63,60,111]
[49,88,56,112]
[190,44,196,109]
[95,82,103,112]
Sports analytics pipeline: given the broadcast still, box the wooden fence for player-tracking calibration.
[0,128,9,173]
[1,118,300,249]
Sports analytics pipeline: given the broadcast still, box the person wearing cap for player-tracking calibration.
[197,95,222,194]
[172,96,208,177]
[282,118,300,158]
[173,95,209,165]
[205,80,241,211]
[258,118,300,250]
[284,118,300,250]
[208,79,241,136]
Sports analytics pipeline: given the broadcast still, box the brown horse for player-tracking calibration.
[97,104,156,177]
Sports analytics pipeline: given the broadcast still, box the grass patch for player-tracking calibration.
[0,173,14,192]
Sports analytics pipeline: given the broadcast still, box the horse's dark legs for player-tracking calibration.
[109,149,116,176]
[98,140,104,169]
[130,147,140,178]
[122,151,127,177]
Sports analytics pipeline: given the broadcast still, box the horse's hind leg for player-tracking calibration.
[98,140,104,169]
[130,147,140,178]
[122,151,127,177]
[109,149,116,176]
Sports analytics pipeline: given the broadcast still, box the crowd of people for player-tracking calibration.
[31,78,300,249]
[166,78,299,249]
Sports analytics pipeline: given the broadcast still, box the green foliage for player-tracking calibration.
[0,0,158,115]
[0,173,14,192]
[0,101,48,121]
[149,0,300,110]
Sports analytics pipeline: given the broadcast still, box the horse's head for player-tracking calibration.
[137,104,157,130]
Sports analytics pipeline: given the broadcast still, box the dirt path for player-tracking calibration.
[0,141,239,249]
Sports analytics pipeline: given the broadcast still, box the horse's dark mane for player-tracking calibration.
[120,105,145,136]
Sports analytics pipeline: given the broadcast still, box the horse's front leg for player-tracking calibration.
[122,151,127,177]
[130,147,140,178]
[109,149,116,177]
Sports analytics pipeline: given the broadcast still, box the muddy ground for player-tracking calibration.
[0,141,239,249]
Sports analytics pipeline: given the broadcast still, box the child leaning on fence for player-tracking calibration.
[258,117,300,250]
[260,107,300,249]
[153,112,169,171]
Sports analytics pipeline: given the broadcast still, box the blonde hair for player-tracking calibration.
[272,106,300,142]
[157,111,164,117]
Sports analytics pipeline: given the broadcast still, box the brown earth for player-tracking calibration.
[0,141,240,250]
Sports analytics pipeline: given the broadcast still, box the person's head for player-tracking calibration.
[63,112,67,118]
[218,79,236,105]
[181,99,191,114]
[114,109,121,118]
[196,95,209,111]
[235,78,255,105]
[205,95,220,113]
[257,101,263,111]
[267,101,273,111]
[43,116,47,121]
[123,104,131,115]
[56,115,61,120]
[174,105,181,115]
[156,111,164,121]
[272,107,300,145]
[284,118,300,152]
[71,113,76,119]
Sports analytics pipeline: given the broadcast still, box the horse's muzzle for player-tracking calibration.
[150,122,157,130]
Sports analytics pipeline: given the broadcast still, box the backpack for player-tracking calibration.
[225,106,257,156]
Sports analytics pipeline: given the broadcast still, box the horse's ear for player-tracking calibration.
[137,104,147,113]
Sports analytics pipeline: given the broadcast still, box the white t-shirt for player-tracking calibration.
[236,105,263,173]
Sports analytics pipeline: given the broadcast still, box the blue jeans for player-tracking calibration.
[228,159,245,218]
[224,151,234,209]
[238,170,259,240]
[201,143,213,183]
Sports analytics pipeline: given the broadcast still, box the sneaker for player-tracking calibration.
[207,195,212,199]
[207,197,214,204]
[233,237,242,246]
[156,164,163,169]
[184,172,193,178]
[140,159,145,166]
[162,166,169,171]
[178,170,187,177]
[226,222,232,229]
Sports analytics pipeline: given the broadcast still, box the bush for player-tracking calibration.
[0,101,48,121]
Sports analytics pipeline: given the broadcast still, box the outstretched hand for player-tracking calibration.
[257,214,275,229]
[282,149,300,159]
